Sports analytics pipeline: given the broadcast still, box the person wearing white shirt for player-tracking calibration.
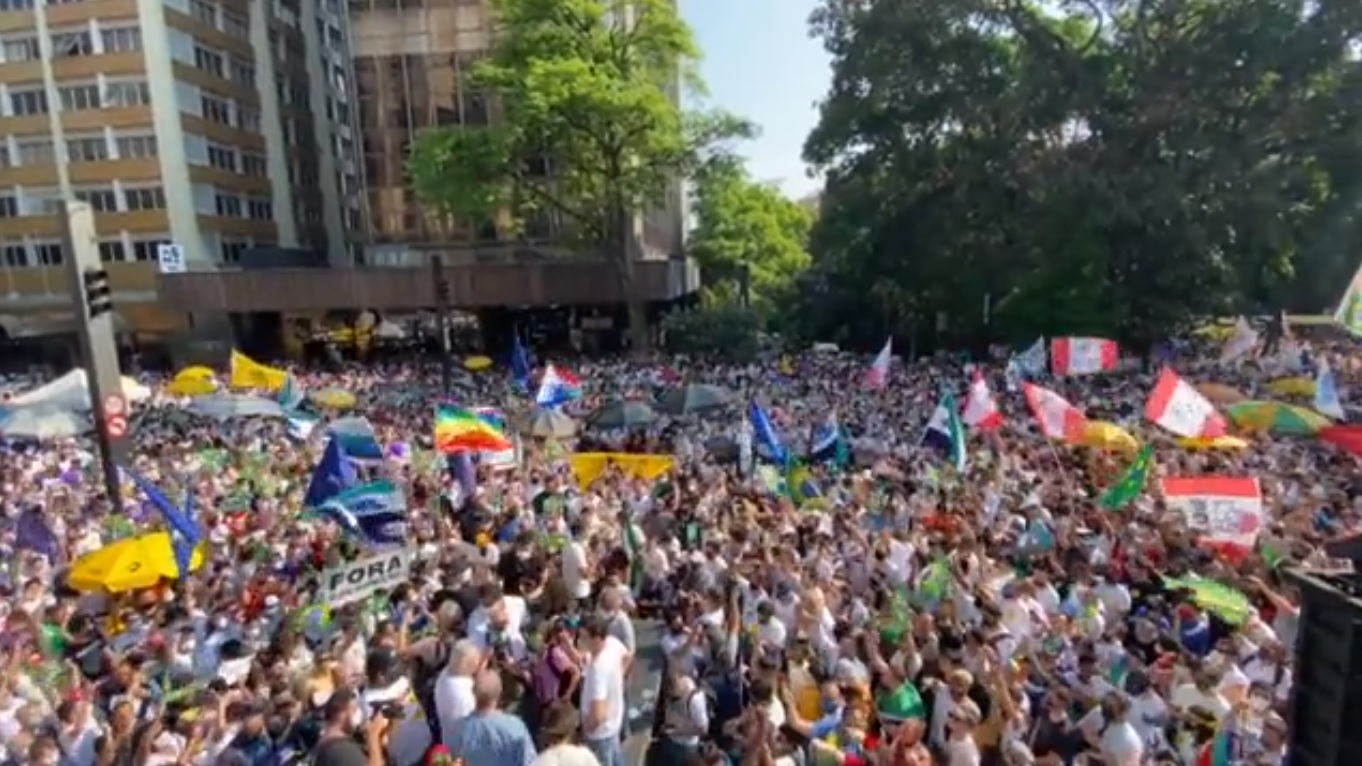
[562,526,594,603]
[579,618,630,766]
[434,640,482,749]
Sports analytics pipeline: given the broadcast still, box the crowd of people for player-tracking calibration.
[0,327,1353,766]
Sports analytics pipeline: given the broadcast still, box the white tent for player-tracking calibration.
[9,369,150,411]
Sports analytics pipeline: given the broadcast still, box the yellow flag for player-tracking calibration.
[229,350,288,391]
[568,453,674,490]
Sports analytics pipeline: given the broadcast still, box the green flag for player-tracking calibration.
[1100,444,1154,510]
[876,681,926,723]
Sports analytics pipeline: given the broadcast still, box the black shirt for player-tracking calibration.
[311,736,368,766]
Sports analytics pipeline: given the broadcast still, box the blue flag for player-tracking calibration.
[511,333,532,391]
[15,506,59,562]
[749,401,788,465]
[329,417,383,461]
[448,452,477,503]
[304,437,358,509]
[316,480,409,547]
[123,468,202,578]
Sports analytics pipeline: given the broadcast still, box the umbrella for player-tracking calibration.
[1178,435,1250,451]
[1267,376,1315,397]
[1079,421,1138,453]
[521,408,577,438]
[463,355,493,371]
[704,435,739,460]
[186,394,286,421]
[167,365,217,397]
[656,383,734,415]
[1195,382,1247,404]
[586,400,657,429]
[310,387,357,409]
[0,406,89,440]
[66,532,205,592]
[1225,401,1331,435]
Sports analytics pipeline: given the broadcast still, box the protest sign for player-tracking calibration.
[316,548,415,607]
[1161,477,1263,549]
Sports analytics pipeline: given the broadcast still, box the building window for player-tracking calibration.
[246,197,272,219]
[98,240,128,262]
[10,89,48,116]
[103,81,152,107]
[66,136,108,162]
[241,152,268,177]
[214,191,241,217]
[0,244,26,266]
[74,188,118,212]
[189,0,217,25]
[229,57,255,86]
[124,187,166,211]
[236,106,261,132]
[100,27,142,53]
[57,84,101,111]
[220,239,249,263]
[0,144,11,168]
[50,30,93,57]
[15,138,55,165]
[1,36,40,62]
[201,94,232,124]
[207,143,237,171]
[33,243,64,265]
[221,10,249,39]
[131,238,169,262]
[0,0,34,11]
[0,196,16,218]
[115,134,157,158]
[193,45,224,77]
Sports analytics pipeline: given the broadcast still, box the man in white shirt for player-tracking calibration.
[579,616,630,766]
[562,522,594,604]
[434,639,482,749]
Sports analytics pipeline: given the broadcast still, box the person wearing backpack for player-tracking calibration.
[650,674,711,766]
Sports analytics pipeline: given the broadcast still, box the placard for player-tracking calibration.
[316,548,415,607]
[157,243,186,273]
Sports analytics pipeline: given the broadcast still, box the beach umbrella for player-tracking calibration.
[1195,382,1247,404]
[656,384,734,415]
[66,533,204,592]
[0,406,89,440]
[585,400,658,430]
[310,387,358,409]
[1079,421,1139,453]
[521,408,577,438]
[1225,401,1330,435]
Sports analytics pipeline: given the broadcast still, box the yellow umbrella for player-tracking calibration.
[464,355,493,371]
[66,533,204,593]
[309,387,357,409]
[167,366,217,397]
[1195,382,1247,404]
[1178,435,1250,451]
[1080,421,1139,453]
[1267,376,1315,397]
[1192,321,1237,341]
[1225,401,1331,434]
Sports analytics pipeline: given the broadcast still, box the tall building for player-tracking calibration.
[0,0,358,340]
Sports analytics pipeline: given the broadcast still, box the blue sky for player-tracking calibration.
[680,0,830,198]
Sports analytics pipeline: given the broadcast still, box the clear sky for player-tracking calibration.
[679,0,830,199]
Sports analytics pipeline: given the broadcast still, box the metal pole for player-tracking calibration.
[432,256,452,394]
[35,0,74,202]
[63,201,127,506]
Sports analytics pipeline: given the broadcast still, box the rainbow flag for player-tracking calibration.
[434,405,513,453]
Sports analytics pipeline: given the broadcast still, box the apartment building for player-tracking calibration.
[0,0,358,339]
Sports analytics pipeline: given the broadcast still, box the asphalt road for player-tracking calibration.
[623,619,664,765]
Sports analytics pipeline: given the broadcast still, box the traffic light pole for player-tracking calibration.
[63,200,128,507]
[432,256,452,394]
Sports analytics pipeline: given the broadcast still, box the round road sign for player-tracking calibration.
[106,414,128,438]
[103,393,126,417]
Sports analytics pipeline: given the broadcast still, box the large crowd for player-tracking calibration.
[0,325,1354,766]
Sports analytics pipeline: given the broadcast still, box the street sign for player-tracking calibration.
[103,393,126,416]
[106,414,127,438]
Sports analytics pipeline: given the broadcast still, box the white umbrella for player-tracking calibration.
[186,394,286,421]
[0,405,89,439]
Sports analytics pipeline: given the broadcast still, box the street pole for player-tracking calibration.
[432,256,452,394]
[63,200,127,506]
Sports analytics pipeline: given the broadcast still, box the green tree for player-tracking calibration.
[799,0,1362,352]
[687,161,814,319]
[405,0,749,352]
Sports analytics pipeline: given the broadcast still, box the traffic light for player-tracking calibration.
[82,268,112,319]
[436,277,451,305]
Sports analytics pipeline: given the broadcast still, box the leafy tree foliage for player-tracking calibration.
[688,160,815,319]
[405,0,749,351]
[798,0,1362,352]
[661,304,762,361]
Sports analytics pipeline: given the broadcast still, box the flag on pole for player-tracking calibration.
[1316,359,1344,419]
[864,338,892,389]
[1050,337,1119,376]
[1023,383,1087,440]
[921,393,967,472]
[1145,368,1227,438]
[1100,445,1155,510]
[961,371,1002,430]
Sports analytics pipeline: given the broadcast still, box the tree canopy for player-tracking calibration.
[405,0,748,351]
[687,161,814,319]
[794,0,1362,352]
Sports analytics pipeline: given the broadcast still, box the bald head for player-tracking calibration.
[448,639,482,675]
[472,670,502,710]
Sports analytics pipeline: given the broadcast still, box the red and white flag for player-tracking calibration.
[1023,383,1087,440]
[1050,337,1119,376]
[1145,367,1227,438]
[1160,477,1263,556]
[864,337,892,389]
[962,371,1002,430]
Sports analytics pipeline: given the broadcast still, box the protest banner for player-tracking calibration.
[316,548,415,607]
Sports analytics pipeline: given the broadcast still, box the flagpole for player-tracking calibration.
[432,256,453,394]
